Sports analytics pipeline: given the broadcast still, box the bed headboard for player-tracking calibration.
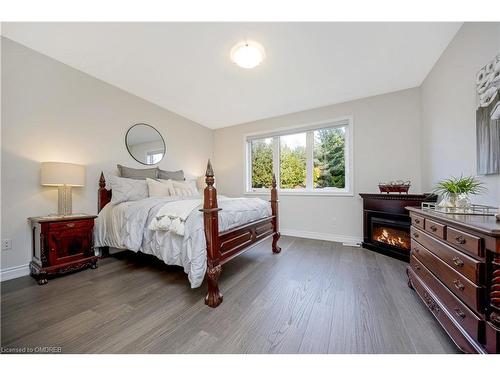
[98,172,112,213]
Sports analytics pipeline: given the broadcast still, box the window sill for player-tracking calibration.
[244,190,354,197]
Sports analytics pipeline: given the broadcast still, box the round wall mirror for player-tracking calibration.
[125,123,166,165]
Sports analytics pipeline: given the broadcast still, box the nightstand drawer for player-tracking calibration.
[49,219,94,231]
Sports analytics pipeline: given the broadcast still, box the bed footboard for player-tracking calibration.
[201,159,281,308]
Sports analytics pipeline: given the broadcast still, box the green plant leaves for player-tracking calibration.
[433,175,486,198]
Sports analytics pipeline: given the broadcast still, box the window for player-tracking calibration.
[250,137,274,188]
[313,127,346,189]
[245,118,352,195]
[146,151,163,165]
[280,133,307,189]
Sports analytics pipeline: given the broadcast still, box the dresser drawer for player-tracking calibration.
[409,256,483,343]
[412,243,484,313]
[49,219,94,231]
[411,228,483,285]
[408,267,482,353]
[411,214,425,229]
[446,227,483,258]
[424,219,446,239]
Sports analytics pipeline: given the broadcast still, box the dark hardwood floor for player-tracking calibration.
[1,236,459,354]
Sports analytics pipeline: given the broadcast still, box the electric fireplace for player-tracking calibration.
[371,217,411,250]
[359,193,436,261]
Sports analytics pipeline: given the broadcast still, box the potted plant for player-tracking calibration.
[434,175,486,209]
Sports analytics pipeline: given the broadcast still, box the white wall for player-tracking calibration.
[421,23,500,206]
[1,38,213,273]
[214,88,423,242]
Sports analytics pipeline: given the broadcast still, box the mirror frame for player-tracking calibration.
[125,123,166,166]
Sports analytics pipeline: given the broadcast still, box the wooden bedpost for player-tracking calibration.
[271,174,281,253]
[98,172,112,213]
[200,159,223,308]
[97,172,110,258]
[98,172,106,212]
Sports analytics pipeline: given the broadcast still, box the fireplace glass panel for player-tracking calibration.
[371,219,410,251]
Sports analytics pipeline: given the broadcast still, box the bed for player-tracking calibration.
[94,160,281,308]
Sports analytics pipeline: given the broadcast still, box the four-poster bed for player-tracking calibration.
[97,159,281,308]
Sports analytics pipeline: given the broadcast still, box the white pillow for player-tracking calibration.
[146,178,171,197]
[159,179,199,197]
[108,175,148,204]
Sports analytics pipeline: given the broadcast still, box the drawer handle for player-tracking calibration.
[491,312,500,324]
[453,279,465,291]
[455,235,466,245]
[454,307,466,319]
[51,248,55,252]
[67,223,75,228]
[413,247,420,253]
[414,219,420,224]
[452,257,464,267]
[413,232,419,238]
[423,292,439,313]
[429,225,437,232]
[414,264,421,271]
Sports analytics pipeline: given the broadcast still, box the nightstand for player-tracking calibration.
[28,214,98,285]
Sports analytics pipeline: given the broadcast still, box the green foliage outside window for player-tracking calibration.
[251,139,273,188]
[280,143,306,189]
[313,128,345,189]
[250,126,346,190]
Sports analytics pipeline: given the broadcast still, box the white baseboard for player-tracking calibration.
[280,228,362,245]
[0,264,30,282]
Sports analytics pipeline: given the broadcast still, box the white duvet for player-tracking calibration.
[93,195,271,288]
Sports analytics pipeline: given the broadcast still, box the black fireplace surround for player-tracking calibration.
[359,193,437,261]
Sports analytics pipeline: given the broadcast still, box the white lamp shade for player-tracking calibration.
[41,162,85,187]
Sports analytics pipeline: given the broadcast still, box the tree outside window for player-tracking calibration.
[247,120,350,194]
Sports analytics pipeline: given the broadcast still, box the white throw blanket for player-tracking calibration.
[149,196,229,235]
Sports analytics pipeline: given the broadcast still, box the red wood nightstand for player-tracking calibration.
[28,214,98,285]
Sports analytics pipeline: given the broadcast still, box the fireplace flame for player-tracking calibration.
[376,229,409,249]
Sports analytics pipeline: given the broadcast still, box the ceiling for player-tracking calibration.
[2,22,461,129]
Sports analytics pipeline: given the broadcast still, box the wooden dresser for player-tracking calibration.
[406,207,500,353]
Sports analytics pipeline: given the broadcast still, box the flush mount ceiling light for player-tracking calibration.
[230,40,265,69]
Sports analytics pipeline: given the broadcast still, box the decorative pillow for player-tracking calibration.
[146,178,171,198]
[117,164,158,180]
[108,175,148,204]
[158,169,184,181]
[160,179,198,197]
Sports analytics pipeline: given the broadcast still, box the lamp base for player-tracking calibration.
[58,185,72,216]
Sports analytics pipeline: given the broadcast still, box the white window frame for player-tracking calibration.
[244,116,354,196]
[146,150,164,165]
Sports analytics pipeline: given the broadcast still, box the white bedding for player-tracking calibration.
[94,195,271,288]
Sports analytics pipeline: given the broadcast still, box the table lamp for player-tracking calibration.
[41,162,85,216]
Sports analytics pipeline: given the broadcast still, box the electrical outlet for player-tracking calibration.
[2,239,12,251]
